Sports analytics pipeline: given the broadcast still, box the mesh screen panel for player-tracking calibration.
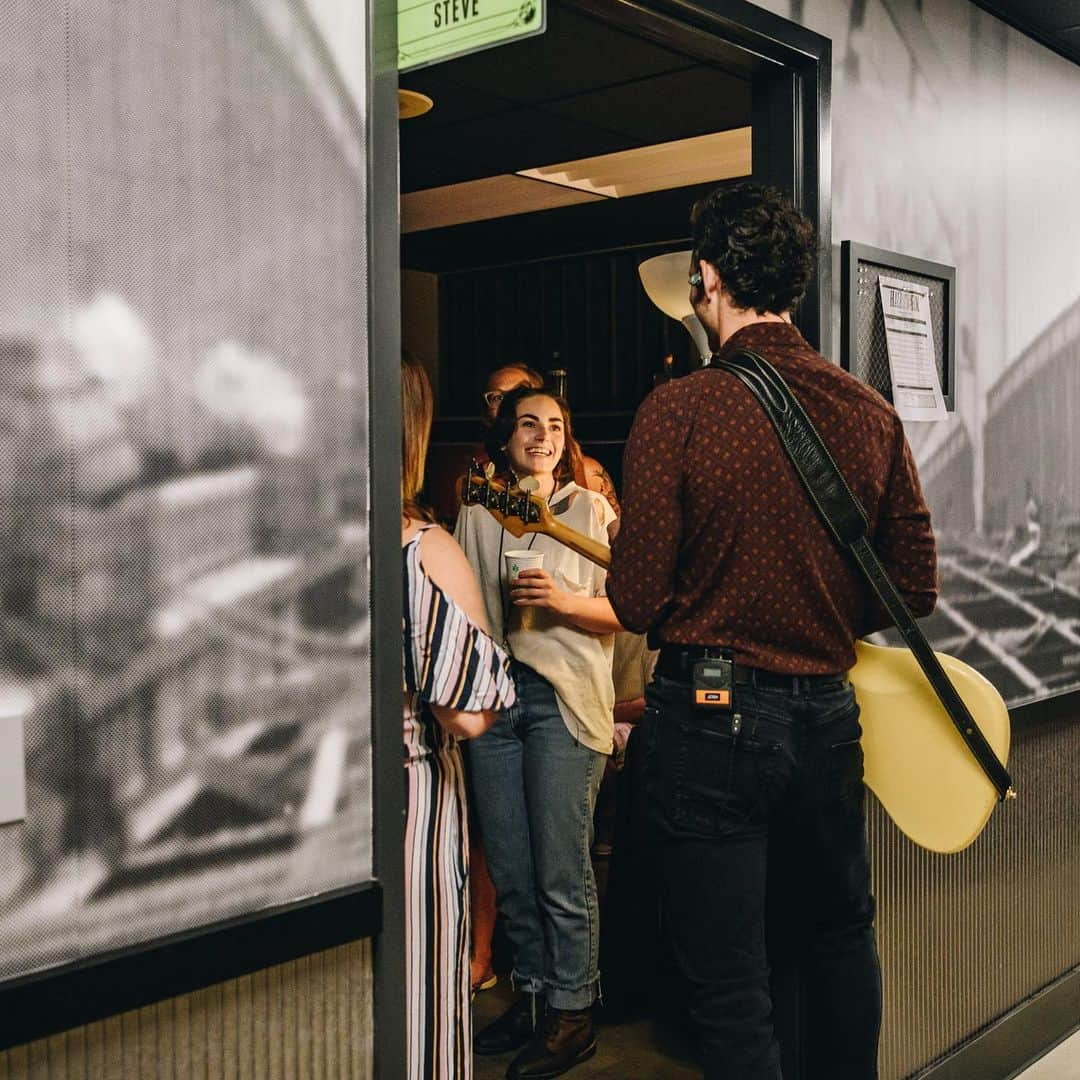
[0,0,371,982]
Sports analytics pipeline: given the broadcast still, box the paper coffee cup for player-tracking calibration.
[505,550,544,631]
[504,550,544,581]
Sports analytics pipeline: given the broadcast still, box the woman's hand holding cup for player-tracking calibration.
[504,551,564,628]
[510,567,569,614]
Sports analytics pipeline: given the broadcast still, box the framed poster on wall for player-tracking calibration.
[840,241,957,413]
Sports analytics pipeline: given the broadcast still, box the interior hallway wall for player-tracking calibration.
[747,2,1080,1075]
[750,0,1080,533]
[747,0,1080,612]
[0,942,372,1079]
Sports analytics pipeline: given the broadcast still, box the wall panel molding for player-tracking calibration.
[914,966,1080,1080]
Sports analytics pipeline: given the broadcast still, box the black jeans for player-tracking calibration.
[641,671,881,1080]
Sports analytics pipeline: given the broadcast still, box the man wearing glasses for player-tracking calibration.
[481,363,544,426]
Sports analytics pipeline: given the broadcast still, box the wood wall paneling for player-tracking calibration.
[437,242,696,424]
[401,270,441,401]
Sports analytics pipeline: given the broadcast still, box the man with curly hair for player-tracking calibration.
[609,182,937,1079]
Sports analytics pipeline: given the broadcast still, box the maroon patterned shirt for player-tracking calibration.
[608,322,938,674]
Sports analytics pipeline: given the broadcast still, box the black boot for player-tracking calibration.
[506,1007,596,1079]
[475,992,544,1056]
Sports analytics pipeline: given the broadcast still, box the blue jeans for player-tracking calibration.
[643,671,881,1080]
[467,662,606,1010]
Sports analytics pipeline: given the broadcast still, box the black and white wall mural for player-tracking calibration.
[760,0,1080,708]
[0,1,371,983]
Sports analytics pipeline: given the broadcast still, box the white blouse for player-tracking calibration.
[454,482,617,755]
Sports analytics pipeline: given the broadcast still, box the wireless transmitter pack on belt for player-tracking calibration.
[692,658,735,710]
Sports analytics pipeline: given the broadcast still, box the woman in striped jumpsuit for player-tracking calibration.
[402,355,515,1079]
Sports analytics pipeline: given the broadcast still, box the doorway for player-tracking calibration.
[371,1,830,1076]
[397,0,829,487]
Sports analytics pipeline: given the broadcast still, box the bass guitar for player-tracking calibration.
[460,463,1011,854]
[459,461,611,568]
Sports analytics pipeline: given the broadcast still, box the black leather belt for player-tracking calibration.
[656,645,847,692]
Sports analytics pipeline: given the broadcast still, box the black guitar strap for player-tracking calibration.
[712,348,1015,802]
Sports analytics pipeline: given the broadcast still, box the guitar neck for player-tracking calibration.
[542,520,611,571]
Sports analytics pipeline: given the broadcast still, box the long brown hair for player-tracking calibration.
[401,354,435,522]
[484,387,576,488]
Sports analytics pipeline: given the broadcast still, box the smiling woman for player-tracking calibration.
[452,387,622,1075]
[487,389,574,498]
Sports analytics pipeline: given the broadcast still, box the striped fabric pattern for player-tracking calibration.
[402,527,515,1080]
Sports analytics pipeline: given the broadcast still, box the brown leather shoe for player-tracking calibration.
[506,1007,596,1079]
[475,992,544,1056]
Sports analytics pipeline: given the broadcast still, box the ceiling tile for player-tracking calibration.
[401,107,641,191]
[398,71,517,127]
[537,65,751,144]
[974,1,1080,64]
[432,5,690,104]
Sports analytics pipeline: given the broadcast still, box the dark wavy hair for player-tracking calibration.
[690,181,816,315]
[484,386,575,487]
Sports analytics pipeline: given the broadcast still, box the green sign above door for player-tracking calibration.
[398,0,545,72]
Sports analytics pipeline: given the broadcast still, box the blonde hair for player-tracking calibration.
[401,354,435,522]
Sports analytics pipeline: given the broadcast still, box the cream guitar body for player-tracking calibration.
[850,640,1011,853]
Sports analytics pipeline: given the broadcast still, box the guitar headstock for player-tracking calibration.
[460,460,552,538]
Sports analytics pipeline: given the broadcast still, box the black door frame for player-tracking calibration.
[369,2,831,1076]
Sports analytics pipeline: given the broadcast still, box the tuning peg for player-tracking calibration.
[519,476,539,493]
